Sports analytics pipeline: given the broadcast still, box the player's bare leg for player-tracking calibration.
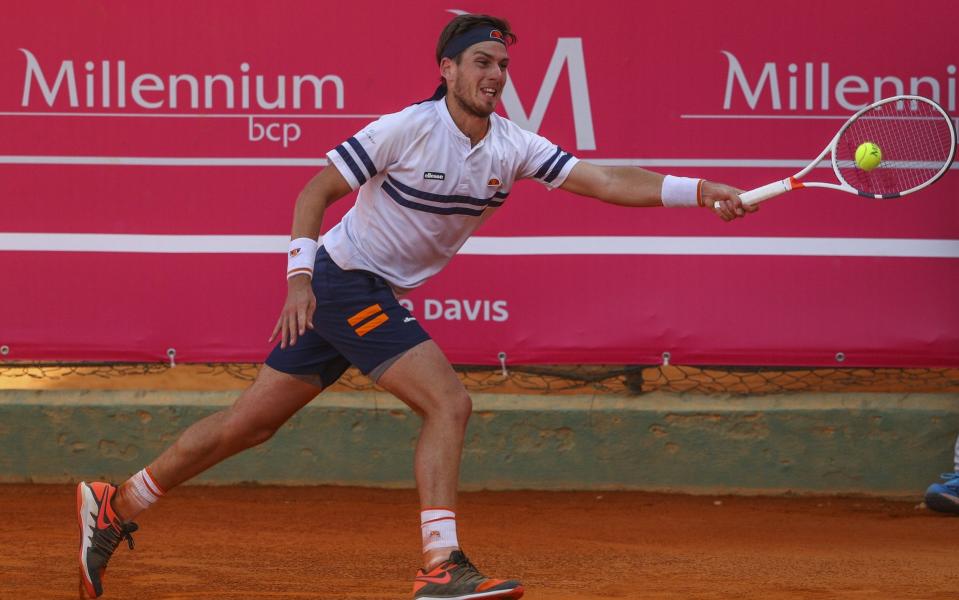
[378,340,523,599]
[377,341,469,562]
[79,365,321,598]
[115,365,321,516]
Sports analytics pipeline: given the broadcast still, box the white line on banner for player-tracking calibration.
[4,112,953,132]
[1,233,957,259]
[684,114,959,135]
[0,111,381,119]
[681,114,849,120]
[460,237,959,258]
[3,156,956,169]
[0,234,285,253]
[0,157,833,168]
[588,159,828,168]
[0,156,328,166]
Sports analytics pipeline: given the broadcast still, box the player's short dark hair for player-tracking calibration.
[435,14,517,65]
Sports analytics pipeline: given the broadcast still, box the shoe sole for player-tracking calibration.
[925,492,959,514]
[76,482,99,598]
[416,586,524,600]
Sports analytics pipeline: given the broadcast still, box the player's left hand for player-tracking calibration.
[703,181,757,221]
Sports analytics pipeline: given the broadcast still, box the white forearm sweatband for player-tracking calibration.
[661,175,705,208]
[287,237,318,280]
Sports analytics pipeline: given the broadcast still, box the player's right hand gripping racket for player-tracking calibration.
[717,94,957,209]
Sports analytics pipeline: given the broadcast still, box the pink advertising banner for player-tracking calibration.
[1,1,957,366]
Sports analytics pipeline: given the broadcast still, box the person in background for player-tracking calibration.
[924,433,959,514]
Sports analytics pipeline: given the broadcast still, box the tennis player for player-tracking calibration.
[76,13,754,600]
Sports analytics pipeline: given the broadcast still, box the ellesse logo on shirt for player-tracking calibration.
[424,172,445,180]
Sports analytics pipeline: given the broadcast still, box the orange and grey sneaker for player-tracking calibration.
[76,482,138,598]
[412,550,524,599]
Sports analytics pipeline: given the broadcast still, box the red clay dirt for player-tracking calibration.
[1,484,953,599]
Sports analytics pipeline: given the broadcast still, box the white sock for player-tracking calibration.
[127,467,165,512]
[421,508,458,555]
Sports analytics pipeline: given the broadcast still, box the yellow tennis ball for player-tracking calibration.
[855,142,882,171]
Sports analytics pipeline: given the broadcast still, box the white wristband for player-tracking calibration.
[661,175,705,208]
[287,237,318,280]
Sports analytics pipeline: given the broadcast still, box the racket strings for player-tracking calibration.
[835,99,954,196]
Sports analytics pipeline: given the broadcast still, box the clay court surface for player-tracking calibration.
[1,484,953,599]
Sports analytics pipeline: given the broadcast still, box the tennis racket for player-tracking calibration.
[717,94,956,209]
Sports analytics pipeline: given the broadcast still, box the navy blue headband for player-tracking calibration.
[441,27,507,61]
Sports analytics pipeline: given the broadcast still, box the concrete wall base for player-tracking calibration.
[1,390,955,498]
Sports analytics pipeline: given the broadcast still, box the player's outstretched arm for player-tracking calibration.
[559,161,755,221]
[269,166,353,348]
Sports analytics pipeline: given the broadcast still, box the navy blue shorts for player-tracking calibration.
[265,247,431,387]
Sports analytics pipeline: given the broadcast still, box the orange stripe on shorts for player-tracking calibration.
[347,304,383,326]
[354,313,389,337]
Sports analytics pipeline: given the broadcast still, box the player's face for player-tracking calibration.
[447,42,510,118]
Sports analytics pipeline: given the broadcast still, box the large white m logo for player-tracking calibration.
[500,38,596,150]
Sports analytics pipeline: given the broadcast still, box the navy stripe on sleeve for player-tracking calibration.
[346,137,378,179]
[544,152,574,183]
[334,144,367,186]
[533,146,562,180]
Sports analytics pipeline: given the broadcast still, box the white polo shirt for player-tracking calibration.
[323,98,578,294]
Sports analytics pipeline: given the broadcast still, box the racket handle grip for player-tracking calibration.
[713,178,797,209]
